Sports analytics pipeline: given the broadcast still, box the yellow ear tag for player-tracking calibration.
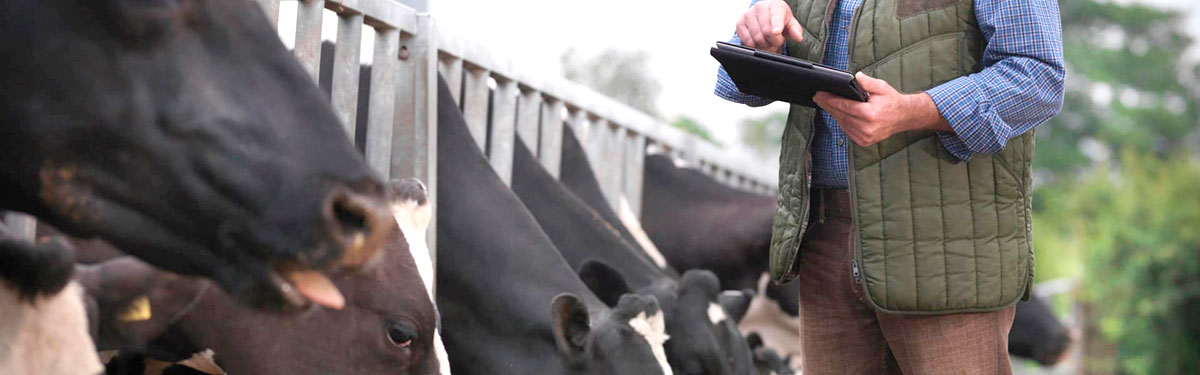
[118,295,152,322]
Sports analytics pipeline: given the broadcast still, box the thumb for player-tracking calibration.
[784,16,804,43]
[856,72,893,94]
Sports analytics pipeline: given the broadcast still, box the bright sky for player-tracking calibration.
[278,0,1200,163]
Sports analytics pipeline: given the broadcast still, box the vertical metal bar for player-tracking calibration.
[539,100,564,178]
[623,133,646,219]
[331,13,364,140]
[489,78,519,186]
[387,15,439,294]
[568,108,590,147]
[366,27,400,179]
[585,119,608,190]
[603,125,627,212]
[4,212,36,241]
[437,57,464,105]
[256,0,281,28]
[293,0,324,82]
[460,67,490,151]
[515,87,542,154]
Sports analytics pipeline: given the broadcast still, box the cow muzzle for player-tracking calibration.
[324,186,394,270]
[278,186,394,310]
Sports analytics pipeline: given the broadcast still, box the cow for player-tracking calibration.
[641,155,1074,369]
[511,136,755,374]
[639,155,776,294]
[557,129,677,274]
[1,0,396,313]
[1009,295,1074,366]
[435,76,671,374]
[76,179,446,375]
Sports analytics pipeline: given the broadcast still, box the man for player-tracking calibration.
[715,0,1064,373]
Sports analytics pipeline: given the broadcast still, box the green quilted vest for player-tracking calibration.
[768,0,1035,314]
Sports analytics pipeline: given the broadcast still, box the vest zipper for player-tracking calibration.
[845,2,867,294]
[788,0,838,278]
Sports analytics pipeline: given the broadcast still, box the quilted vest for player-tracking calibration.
[768,0,1035,314]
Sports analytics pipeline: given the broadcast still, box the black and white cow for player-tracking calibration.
[76,179,447,375]
[2,0,397,316]
[434,76,670,374]
[511,136,755,375]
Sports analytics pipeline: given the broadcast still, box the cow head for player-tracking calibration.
[552,292,673,375]
[78,180,442,374]
[1010,296,1073,366]
[668,270,756,375]
[1,0,393,310]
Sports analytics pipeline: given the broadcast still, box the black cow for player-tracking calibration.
[511,136,755,375]
[435,76,670,374]
[1010,295,1074,366]
[1,0,395,311]
[640,155,776,293]
[77,179,445,375]
[558,129,678,275]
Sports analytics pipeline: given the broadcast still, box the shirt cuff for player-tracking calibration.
[926,76,989,162]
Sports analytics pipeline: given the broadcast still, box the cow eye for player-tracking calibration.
[386,323,416,348]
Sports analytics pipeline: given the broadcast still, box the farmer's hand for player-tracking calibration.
[814,73,953,147]
[737,0,804,54]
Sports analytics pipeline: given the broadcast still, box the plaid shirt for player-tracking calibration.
[716,0,1065,188]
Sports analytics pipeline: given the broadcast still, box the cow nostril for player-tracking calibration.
[333,198,369,240]
[325,188,393,269]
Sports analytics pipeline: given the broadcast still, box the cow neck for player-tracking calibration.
[511,138,667,290]
[433,77,609,321]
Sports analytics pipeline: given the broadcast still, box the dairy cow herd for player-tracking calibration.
[0,0,1073,374]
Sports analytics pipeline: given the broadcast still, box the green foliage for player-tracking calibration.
[1036,154,1200,375]
[561,47,663,117]
[739,111,788,158]
[1037,0,1200,178]
[669,115,722,146]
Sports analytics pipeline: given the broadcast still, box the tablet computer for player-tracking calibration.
[711,41,868,108]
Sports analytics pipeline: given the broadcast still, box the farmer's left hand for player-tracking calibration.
[813,72,952,147]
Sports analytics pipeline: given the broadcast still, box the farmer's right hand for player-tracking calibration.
[736,0,805,54]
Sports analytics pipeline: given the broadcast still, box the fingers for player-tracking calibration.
[765,1,787,47]
[738,0,797,52]
[813,92,863,120]
[785,16,805,43]
[772,0,804,43]
[855,72,893,95]
[744,10,769,49]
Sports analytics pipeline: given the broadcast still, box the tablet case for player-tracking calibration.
[711,41,868,108]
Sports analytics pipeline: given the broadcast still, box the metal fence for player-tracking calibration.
[257,0,778,256]
[6,0,778,288]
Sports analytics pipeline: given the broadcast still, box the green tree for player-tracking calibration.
[669,115,722,146]
[561,47,663,117]
[739,111,787,158]
[1038,154,1200,375]
[1036,0,1199,179]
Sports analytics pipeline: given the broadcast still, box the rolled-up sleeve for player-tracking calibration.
[927,0,1066,161]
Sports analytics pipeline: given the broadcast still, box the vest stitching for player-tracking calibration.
[879,142,888,308]
[992,158,1004,306]
[968,162,979,307]
[905,132,920,309]
[929,5,952,310]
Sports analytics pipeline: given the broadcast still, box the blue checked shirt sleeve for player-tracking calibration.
[926,0,1066,161]
[715,0,776,107]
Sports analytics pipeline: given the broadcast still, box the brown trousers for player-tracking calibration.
[795,189,1015,375]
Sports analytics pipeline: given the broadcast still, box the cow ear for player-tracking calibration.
[744,332,764,350]
[576,261,631,308]
[550,293,591,363]
[718,289,754,323]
